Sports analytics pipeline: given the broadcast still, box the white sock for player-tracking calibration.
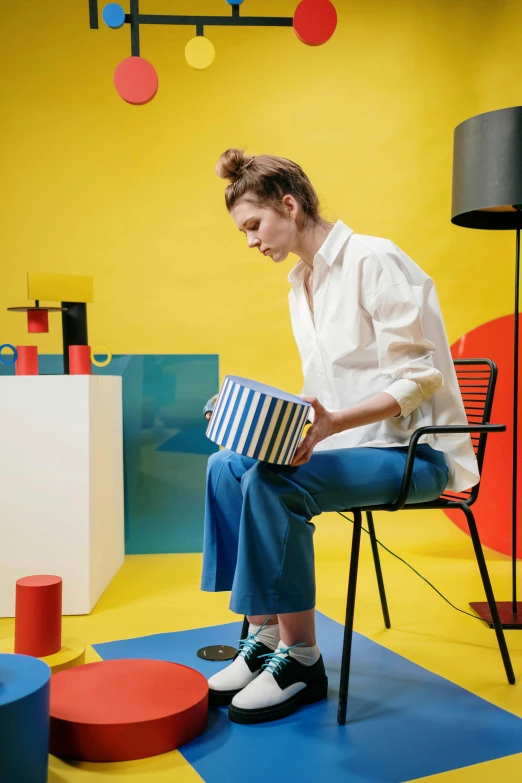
[278,639,320,667]
[208,621,280,693]
[248,621,279,651]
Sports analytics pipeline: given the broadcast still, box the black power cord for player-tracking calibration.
[336,511,485,623]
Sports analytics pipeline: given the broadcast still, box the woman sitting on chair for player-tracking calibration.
[201,148,479,725]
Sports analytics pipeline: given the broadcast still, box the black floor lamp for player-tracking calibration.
[452,105,522,629]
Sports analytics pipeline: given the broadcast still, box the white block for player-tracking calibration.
[0,376,124,616]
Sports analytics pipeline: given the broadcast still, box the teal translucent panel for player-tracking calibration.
[0,354,219,554]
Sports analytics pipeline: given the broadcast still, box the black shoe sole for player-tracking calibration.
[228,676,328,724]
[209,687,242,707]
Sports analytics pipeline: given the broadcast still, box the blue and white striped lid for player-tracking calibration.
[206,376,311,465]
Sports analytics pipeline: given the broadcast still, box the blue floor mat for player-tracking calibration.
[93,611,522,783]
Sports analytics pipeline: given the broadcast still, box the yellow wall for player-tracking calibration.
[1,0,518,393]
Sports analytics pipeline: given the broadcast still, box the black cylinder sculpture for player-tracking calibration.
[451,105,522,631]
[61,302,88,375]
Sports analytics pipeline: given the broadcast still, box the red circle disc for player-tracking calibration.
[114,57,158,105]
[293,0,338,46]
[50,659,208,761]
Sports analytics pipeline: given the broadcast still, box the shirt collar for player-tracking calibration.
[287,220,354,284]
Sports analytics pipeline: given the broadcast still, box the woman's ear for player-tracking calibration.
[282,194,296,216]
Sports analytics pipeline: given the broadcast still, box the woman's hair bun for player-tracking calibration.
[216,148,253,181]
[215,148,324,224]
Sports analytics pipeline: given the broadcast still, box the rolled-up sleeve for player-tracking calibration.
[365,280,444,419]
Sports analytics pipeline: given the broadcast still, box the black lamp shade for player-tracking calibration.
[452,106,522,230]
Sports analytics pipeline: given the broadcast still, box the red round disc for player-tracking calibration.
[114,57,158,105]
[50,659,208,761]
[293,0,338,46]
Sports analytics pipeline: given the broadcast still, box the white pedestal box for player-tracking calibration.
[0,375,124,617]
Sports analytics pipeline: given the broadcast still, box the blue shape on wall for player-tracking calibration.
[0,354,219,555]
[102,2,126,29]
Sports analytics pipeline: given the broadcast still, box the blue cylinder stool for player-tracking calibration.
[0,653,51,783]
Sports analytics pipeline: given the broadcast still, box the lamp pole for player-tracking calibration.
[513,206,521,616]
[452,106,522,628]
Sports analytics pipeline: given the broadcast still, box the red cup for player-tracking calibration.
[27,309,49,333]
[15,345,38,375]
[69,345,92,375]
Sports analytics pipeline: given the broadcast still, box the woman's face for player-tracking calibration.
[230,197,295,263]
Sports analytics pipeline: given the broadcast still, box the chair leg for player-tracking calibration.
[338,509,363,726]
[240,615,249,640]
[461,504,516,685]
[366,511,391,629]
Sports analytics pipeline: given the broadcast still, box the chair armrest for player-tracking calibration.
[388,423,506,512]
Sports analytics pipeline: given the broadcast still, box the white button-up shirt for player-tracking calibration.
[288,220,480,492]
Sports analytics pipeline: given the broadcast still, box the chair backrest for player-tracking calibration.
[439,357,497,505]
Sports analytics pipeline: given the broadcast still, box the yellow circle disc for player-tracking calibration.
[185,36,216,70]
[91,346,112,367]
[0,636,86,674]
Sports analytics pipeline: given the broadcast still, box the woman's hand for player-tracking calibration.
[290,396,337,466]
[203,393,219,421]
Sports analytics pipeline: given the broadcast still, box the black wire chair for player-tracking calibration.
[336,357,515,725]
[236,358,514,724]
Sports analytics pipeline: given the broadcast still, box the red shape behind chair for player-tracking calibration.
[50,659,208,761]
[14,575,62,657]
[450,315,522,557]
[15,345,38,375]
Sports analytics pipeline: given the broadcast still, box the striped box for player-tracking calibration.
[206,376,311,465]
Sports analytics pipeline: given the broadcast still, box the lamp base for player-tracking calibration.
[470,601,522,629]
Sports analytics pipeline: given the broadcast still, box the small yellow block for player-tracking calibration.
[0,636,86,674]
[27,273,94,303]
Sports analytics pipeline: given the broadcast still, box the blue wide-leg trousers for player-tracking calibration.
[200,444,449,616]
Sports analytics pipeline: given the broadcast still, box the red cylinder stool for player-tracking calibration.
[69,345,92,375]
[50,659,209,761]
[15,345,38,375]
[14,575,62,657]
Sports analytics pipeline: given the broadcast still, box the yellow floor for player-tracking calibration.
[1,506,521,782]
